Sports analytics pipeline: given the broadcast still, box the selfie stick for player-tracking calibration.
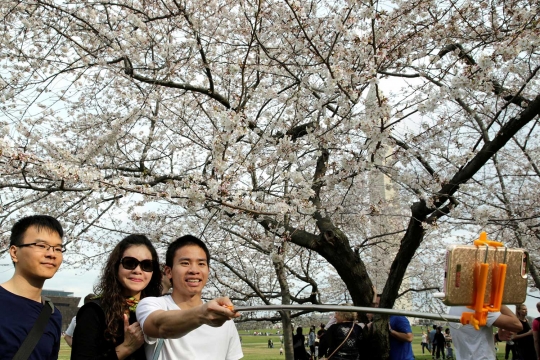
[461,232,507,330]
[233,304,462,323]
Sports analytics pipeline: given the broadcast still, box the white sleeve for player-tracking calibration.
[65,316,77,336]
[225,321,244,360]
[136,296,163,345]
[486,310,501,327]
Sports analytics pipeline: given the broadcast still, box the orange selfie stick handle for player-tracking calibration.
[473,232,503,248]
[468,262,490,330]
[490,263,507,311]
[474,232,505,312]
[460,232,506,330]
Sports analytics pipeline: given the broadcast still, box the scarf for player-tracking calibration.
[126,297,139,312]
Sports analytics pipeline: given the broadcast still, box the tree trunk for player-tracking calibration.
[365,315,391,360]
[274,250,295,360]
[281,311,294,360]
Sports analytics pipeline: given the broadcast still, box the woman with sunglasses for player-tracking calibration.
[71,235,162,360]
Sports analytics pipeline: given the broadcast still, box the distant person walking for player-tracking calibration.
[421,331,429,354]
[434,326,445,359]
[308,326,316,359]
[293,327,309,360]
[444,328,453,359]
[429,325,437,356]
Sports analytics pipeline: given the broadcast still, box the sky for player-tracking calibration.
[1,256,539,316]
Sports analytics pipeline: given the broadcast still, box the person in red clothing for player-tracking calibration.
[532,302,540,360]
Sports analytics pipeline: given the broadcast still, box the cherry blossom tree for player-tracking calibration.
[1,0,539,357]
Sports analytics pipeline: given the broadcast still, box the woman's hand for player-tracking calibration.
[116,314,145,360]
[122,314,145,353]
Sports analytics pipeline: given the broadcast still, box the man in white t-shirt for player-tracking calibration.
[64,316,77,347]
[137,235,243,360]
[448,305,522,360]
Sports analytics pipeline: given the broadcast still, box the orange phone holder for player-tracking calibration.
[460,232,507,330]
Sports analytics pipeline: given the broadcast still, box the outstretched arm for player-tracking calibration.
[138,297,239,339]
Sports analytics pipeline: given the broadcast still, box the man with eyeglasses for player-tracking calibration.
[0,215,64,360]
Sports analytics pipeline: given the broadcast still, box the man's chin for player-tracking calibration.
[39,269,60,279]
[173,288,202,297]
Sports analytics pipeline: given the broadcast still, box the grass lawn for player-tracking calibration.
[58,328,509,359]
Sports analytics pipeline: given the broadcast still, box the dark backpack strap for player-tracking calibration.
[13,297,55,360]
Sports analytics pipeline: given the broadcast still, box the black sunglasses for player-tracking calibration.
[120,257,154,272]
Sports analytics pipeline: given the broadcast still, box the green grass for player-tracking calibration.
[58,328,509,359]
[59,339,71,360]
[238,333,284,360]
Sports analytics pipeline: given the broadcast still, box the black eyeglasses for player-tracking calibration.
[120,257,154,272]
[15,242,65,253]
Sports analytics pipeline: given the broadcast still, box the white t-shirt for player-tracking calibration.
[65,316,76,337]
[136,295,243,360]
[448,306,501,360]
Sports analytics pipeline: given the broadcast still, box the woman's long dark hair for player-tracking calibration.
[94,234,162,342]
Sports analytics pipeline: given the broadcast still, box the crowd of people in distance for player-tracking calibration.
[289,302,539,360]
[1,214,539,360]
[421,325,454,359]
[290,299,414,360]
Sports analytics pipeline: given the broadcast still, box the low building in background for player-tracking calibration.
[42,289,81,332]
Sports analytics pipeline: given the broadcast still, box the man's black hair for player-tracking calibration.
[165,235,211,268]
[10,215,64,246]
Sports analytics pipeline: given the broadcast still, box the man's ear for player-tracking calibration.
[165,265,172,280]
[9,245,19,265]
